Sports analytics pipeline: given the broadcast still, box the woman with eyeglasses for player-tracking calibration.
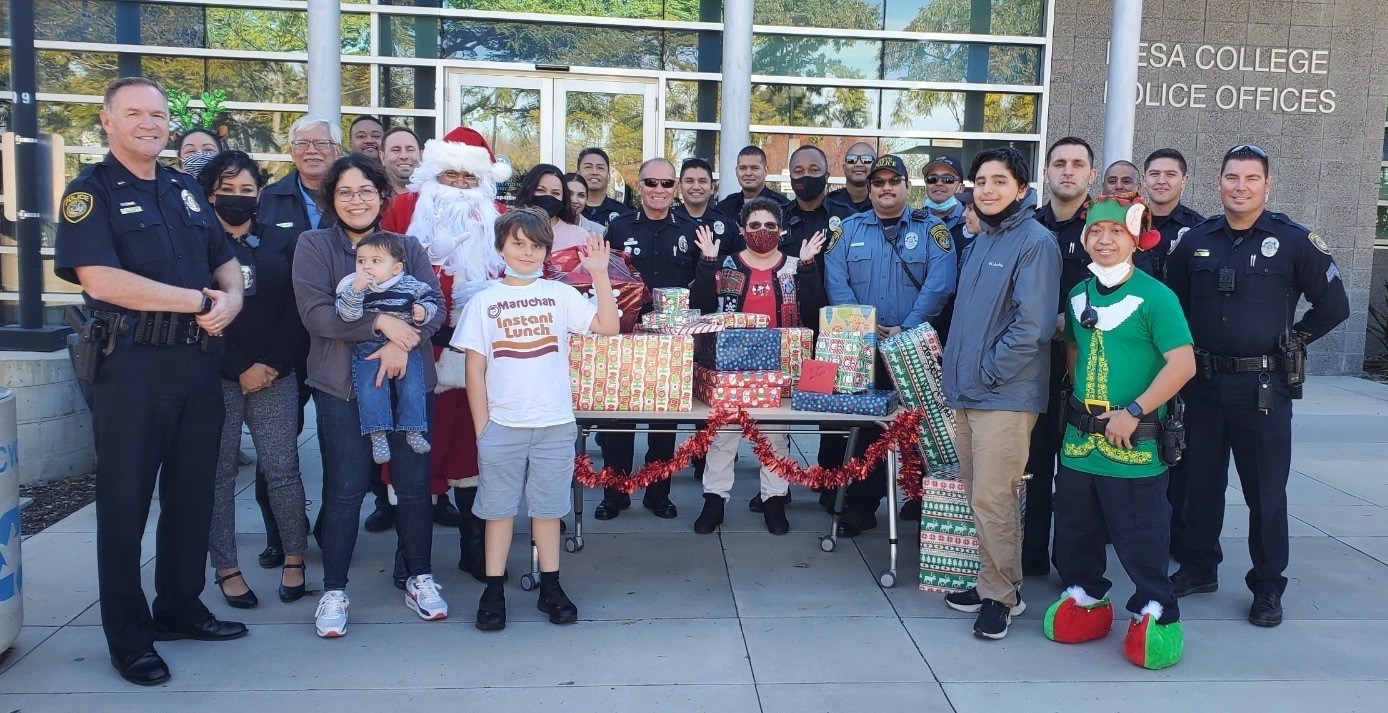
[689,196,827,535]
[200,150,310,610]
[513,164,593,251]
[292,154,446,638]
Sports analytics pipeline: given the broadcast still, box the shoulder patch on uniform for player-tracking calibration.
[62,192,94,223]
[1309,233,1330,255]
[930,223,951,252]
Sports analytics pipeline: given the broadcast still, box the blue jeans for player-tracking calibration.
[350,339,427,435]
[314,389,433,591]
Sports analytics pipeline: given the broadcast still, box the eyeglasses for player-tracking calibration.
[334,187,380,202]
[439,170,479,184]
[641,178,677,189]
[290,139,337,152]
[1226,144,1267,158]
[844,154,877,165]
[870,176,906,188]
[745,221,779,231]
[924,174,959,185]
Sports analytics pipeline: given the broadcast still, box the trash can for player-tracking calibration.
[0,385,22,652]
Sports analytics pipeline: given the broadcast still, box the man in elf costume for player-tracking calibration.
[381,126,510,581]
[1045,193,1196,669]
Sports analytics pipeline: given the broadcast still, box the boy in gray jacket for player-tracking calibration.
[941,147,1061,640]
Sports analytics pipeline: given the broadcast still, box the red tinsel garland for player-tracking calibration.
[573,407,928,501]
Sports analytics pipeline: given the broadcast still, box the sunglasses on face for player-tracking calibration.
[641,178,676,189]
[1226,144,1268,158]
[844,154,877,165]
[870,176,906,188]
[924,174,959,185]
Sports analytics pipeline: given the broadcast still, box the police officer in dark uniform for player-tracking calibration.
[596,157,699,521]
[54,77,248,686]
[1166,144,1348,628]
[825,141,876,215]
[783,145,854,272]
[674,157,739,255]
[577,147,632,228]
[1026,136,1097,576]
[714,145,792,220]
[1141,147,1204,282]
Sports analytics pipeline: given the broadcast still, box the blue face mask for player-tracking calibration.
[925,195,959,212]
[504,265,544,280]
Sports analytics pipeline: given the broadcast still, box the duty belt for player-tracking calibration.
[1194,348,1282,376]
[1066,396,1160,442]
[97,310,203,346]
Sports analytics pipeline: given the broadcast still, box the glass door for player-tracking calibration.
[445,70,658,204]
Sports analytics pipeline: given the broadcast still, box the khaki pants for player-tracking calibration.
[955,408,1038,608]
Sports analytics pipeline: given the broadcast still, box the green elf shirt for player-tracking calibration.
[1062,268,1192,478]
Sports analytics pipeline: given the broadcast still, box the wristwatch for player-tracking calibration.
[1125,401,1144,418]
[197,294,213,315]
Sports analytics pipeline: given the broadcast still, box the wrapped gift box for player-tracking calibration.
[569,334,693,412]
[815,332,875,393]
[652,287,690,312]
[640,308,701,330]
[777,327,814,397]
[790,388,899,417]
[638,321,725,336]
[880,324,959,466]
[819,305,877,343]
[918,465,1026,593]
[699,312,771,329]
[693,365,787,388]
[694,328,782,371]
[693,382,783,408]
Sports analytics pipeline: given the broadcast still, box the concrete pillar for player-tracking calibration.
[307,0,342,125]
[718,0,753,199]
[1102,0,1143,168]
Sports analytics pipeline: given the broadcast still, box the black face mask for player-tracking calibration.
[532,194,565,219]
[213,194,258,227]
[791,174,827,202]
[979,198,1023,228]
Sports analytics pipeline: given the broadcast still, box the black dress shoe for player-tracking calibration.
[1170,569,1219,598]
[762,495,790,535]
[258,545,285,569]
[750,492,792,513]
[152,617,249,642]
[898,498,922,522]
[111,648,170,686]
[642,495,678,519]
[836,509,878,538]
[433,497,462,527]
[693,494,724,534]
[594,492,631,521]
[364,504,396,533]
[476,589,507,631]
[279,562,308,603]
[214,570,259,610]
[1249,593,1283,627]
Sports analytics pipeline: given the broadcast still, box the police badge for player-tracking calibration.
[902,232,919,250]
[181,189,201,213]
[678,235,689,253]
[713,221,725,235]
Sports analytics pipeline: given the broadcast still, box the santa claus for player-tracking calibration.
[381,125,511,582]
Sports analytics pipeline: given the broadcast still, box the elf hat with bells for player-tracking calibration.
[1082,193,1161,252]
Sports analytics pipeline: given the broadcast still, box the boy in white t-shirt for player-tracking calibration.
[454,207,620,631]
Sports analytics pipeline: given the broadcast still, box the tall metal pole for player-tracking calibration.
[306,0,342,125]
[1103,0,1143,169]
[718,0,752,199]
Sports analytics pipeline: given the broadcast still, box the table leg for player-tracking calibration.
[567,426,586,554]
[819,426,860,554]
[879,446,899,588]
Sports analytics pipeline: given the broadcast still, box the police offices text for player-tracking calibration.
[1128,43,1335,114]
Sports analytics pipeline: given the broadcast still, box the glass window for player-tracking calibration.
[1377,204,1388,246]
[882,137,1037,181]
[208,59,308,104]
[444,0,670,21]
[0,50,9,91]
[342,64,371,107]
[1379,165,1388,201]
[667,80,722,123]
[881,89,1036,133]
[39,102,105,148]
[754,35,881,80]
[885,0,1042,36]
[34,0,116,42]
[665,32,701,72]
[381,66,417,110]
[142,57,208,97]
[37,50,118,95]
[140,3,206,47]
[665,129,712,163]
[442,21,664,70]
[221,110,307,154]
[751,84,880,129]
[207,8,308,52]
[753,0,885,31]
[884,41,1039,84]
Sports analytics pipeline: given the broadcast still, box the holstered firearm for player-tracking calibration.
[1280,328,1306,399]
[1158,395,1186,467]
[64,306,110,384]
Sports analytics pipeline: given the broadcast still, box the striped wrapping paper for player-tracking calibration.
[918,464,1026,593]
[879,323,958,467]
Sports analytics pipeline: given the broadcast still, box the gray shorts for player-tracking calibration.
[474,420,579,520]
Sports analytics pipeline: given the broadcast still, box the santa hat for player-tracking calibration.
[419,126,513,183]
[1082,193,1161,252]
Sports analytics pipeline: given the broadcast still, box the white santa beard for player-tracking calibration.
[407,180,503,283]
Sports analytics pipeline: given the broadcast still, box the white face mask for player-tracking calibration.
[1087,260,1132,288]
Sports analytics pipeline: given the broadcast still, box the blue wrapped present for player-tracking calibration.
[790,389,900,417]
[693,328,782,371]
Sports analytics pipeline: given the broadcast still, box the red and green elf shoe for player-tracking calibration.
[1123,602,1183,670]
[1043,586,1113,644]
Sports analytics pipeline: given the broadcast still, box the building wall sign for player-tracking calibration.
[1133,43,1337,113]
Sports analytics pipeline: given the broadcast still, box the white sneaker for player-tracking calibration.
[406,574,448,620]
[315,590,349,638]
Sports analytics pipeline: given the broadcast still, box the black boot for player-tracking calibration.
[454,487,490,583]
[476,576,507,631]
[762,494,790,535]
[693,493,725,534]
[537,571,578,625]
